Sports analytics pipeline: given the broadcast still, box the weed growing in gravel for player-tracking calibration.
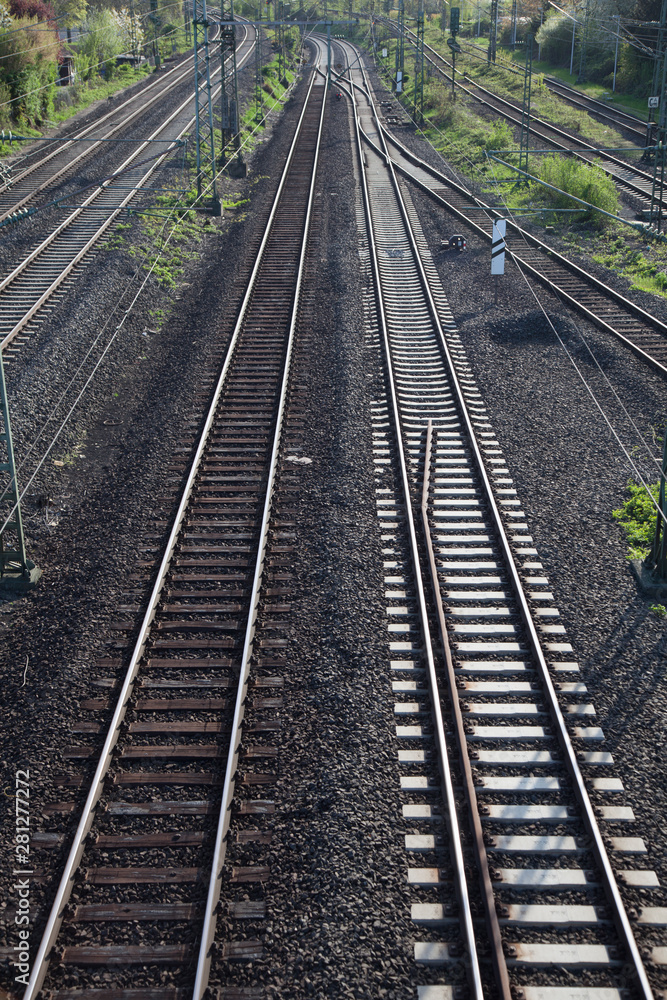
[651,604,667,617]
[613,479,659,560]
[592,235,667,298]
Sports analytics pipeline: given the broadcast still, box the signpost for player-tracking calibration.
[491,219,506,273]
[491,218,506,302]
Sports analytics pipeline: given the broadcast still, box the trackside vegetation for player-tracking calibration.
[613,481,660,561]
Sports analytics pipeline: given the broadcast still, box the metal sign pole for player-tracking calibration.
[488,0,497,64]
[649,46,667,229]
[518,33,533,178]
[648,429,667,582]
[415,1,424,122]
[193,0,221,213]
[0,352,40,590]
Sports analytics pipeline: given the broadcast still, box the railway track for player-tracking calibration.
[0,23,255,359]
[340,35,664,999]
[377,19,659,213]
[459,39,648,145]
[0,31,224,227]
[20,51,326,1000]
[337,53,667,376]
[534,77,647,146]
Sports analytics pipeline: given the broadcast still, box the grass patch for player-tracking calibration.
[592,235,667,298]
[613,479,659,560]
[418,26,639,154]
[535,153,618,222]
[528,59,649,121]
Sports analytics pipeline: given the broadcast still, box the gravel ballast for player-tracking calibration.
[1,39,667,1000]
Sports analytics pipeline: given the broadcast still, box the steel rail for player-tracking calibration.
[0,25,257,351]
[21,52,318,1000]
[345,40,511,998]
[0,28,230,224]
[192,59,326,1000]
[334,62,667,376]
[420,419,512,1000]
[349,40,656,1000]
[346,40,485,1000]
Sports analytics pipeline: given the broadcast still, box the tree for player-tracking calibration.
[51,0,86,34]
[0,0,60,122]
[77,8,124,77]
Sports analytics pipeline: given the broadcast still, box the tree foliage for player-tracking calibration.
[0,0,60,123]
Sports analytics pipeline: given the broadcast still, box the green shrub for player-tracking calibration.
[0,80,12,126]
[613,480,660,560]
[535,14,574,65]
[537,154,619,223]
[485,118,515,152]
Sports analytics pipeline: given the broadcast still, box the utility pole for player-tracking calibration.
[192,0,221,213]
[184,0,192,46]
[255,2,264,121]
[395,0,405,92]
[650,0,667,124]
[488,0,498,64]
[577,0,589,82]
[449,5,460,96]
[219,0,242,170]
[414,0,424,122]
[0,354,40,591]
[612,13,619,91]
[510,0,517,49]
[150,0,161,68]
[518,33,533,177]
[649,45,667,230]
[129,0,138,63]
[569,3,576,75]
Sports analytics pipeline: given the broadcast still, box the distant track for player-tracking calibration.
[375,18,658,212]
[0,23,254,357]
[461,38,648,144]
[0,33,221,226]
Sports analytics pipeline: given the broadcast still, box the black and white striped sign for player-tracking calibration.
[491,219,506,275]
